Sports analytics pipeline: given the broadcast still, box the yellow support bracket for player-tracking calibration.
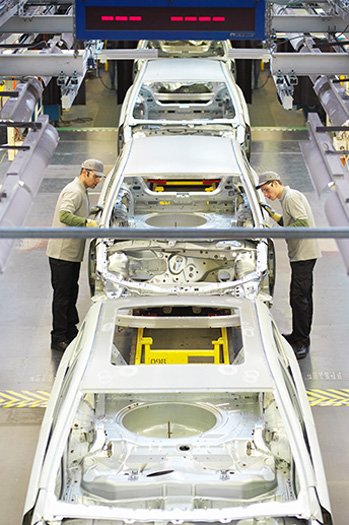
[135,327,229,365]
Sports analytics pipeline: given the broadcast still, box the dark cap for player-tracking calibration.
[81,158,105,178]
[255,171,281,190]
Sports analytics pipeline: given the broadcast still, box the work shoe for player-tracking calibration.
[51,340,69,352]
[294,345,309,360]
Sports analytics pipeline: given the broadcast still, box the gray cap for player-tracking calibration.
[81,158,105,177]
[255,171,281,189]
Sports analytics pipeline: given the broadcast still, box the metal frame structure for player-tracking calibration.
[0,115,59,272]
[22,294,333,524]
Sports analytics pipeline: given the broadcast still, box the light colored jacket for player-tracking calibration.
[47,177,89,262]
[280,186,320,262]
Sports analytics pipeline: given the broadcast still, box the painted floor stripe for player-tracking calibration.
[252,126,307,132]
[0,391,50,408]
[0,390,349,408]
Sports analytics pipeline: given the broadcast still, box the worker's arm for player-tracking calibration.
[59,210,98,227]
[260,203,284,226]
[290,218,309,227]
[59,210,86,227]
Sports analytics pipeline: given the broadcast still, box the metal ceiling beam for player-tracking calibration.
[0,50,86,76]
[0,78,43,121]
[0,14,73,33]
[0,114,59,272]
[271,52,349,76]
[24,0,72,4]
[1,11,347,38]
[100,47,349,78]
[271,14,349,33]
[0,1,21,29]
[227,49,271,60]
[99,49,158,61]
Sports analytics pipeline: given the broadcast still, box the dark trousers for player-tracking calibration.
[290,259,316,347]
[49,257,81,344]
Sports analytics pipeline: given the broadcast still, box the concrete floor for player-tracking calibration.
[0,68,349,524]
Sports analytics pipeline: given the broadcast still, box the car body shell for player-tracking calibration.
[89,133,274,300]
[22,295,332,525]
[134,39,236,77]
[119,57,251,158]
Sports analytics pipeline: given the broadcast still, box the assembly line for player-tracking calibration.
[1,110,349,525]
[1,1,349,525]
[20,41,333,525]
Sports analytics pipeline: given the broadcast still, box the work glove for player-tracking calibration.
[260,203,283,225]
[86,219,98,227]
[89,205,103,215]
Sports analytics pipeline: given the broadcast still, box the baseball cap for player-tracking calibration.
[255,171,281,190]
[81,158,105,178]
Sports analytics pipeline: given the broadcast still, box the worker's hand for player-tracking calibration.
[89,205,103,215]
[86,219,98,227]
[260,202,276,216]
[260,203,283,225]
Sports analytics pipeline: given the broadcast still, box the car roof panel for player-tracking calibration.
[123,135,241,177]
[142,58,225,82]
[81,296,274,392]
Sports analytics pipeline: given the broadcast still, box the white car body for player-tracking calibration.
[134,39,236,76]
[119,57,251,158]
[89,134,274,299]
[22,295,333,525]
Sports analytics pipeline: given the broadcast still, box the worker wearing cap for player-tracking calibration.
[256,171,320,360]
[47,158,105,352]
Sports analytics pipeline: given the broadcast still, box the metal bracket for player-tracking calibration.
[0,92,19,98]
[0,145,30,151]
[0,50,86,76]
[316,126,349,133]
[0,14,74,33]
[271,14,349,33]
[0,121,42,130]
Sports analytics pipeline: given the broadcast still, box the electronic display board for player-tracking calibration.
[75,0,266,41]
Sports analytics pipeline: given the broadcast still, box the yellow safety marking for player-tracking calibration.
[1,389,349,408]
[306,388,349,407]
[0,390,50,408]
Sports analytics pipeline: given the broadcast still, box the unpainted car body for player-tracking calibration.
[119,57,251,158]
[89,134,274,299]
[134,39,236,76]
[23,295,332,525]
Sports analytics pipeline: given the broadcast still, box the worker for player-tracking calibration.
[47,158,105,352]
[256,171,320,360]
